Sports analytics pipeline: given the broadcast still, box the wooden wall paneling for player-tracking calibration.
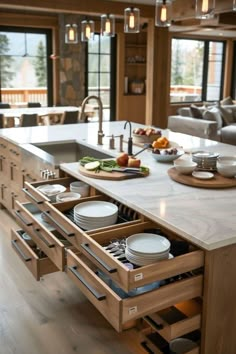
[145,18,155,127]
[116,32,125,121]
[223,39,234,99]
[147,26,171,129]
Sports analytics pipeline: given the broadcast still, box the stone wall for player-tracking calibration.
[58,14,86,106]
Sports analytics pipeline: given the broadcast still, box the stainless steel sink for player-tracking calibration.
[32,141,113,167]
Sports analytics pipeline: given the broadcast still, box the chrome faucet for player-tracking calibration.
[80,95,104,145]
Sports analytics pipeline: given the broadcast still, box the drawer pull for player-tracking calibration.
[15,210,33,226]
[22,188,44,204]
[11,239,32,262]
[68,266,106,301]
[33,228,55,248]
[81,243,117,274]
[43,211,75,238]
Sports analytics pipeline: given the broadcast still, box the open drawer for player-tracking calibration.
[23,177,95,204]
[79,222,204,292]
[14,200,69,271]
[21,195,143,251]
[139,327,200,354]
[143,298,202,342]
[66,249,203,332]
[11,229,58,281]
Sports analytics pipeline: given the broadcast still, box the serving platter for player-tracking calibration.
[168,167,236,188]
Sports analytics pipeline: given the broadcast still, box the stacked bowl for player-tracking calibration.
[73,201,118,230]
[192,151,219,171]
[125,233,170,266]
[70,181,90,197]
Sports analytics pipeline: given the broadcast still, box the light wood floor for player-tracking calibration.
[0,209,146,354]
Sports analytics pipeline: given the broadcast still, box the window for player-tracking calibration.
[86,33,116,121]
[0,26,53,106]
[170,38,225,103]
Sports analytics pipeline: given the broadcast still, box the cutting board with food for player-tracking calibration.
[78,155,149,180]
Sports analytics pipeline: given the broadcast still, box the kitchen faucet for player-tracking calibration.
[80,95,104,145]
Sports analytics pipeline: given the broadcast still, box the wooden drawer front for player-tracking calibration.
[139,328,200,354]
[83,223,204,292]
[11,229,58,281]
[0,154,8,179]
[143,299,201,342]
[9,162,23,188]
[23,177,87,204]
[66,249,203,332]
[14,201,65,271]
[8,143,21,162]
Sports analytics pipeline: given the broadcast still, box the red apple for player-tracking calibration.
[116,153,129,167]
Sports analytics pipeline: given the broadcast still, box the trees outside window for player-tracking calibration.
[170,38,225,103]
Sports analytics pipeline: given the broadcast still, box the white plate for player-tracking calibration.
[36,184,66,196]
[74,201,118,218]
[192,171,214,180]
[126,233,170,255]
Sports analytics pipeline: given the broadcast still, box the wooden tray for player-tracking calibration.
[78,165,148,180]
[168,167,236,188]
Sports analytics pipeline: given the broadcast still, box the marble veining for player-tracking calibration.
[1,121,236,250]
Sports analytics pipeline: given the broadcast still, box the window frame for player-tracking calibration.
[170,37,226,104]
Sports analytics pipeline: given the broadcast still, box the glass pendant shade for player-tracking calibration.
[81,20,95,42]
[233,0,236,11]
[195,0,215,19]
[155,0,172,27]
[65,24,78,44]
[101,14,115,37]
[124,7,140,33]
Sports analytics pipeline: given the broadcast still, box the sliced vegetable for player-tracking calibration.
[84,161,100,171]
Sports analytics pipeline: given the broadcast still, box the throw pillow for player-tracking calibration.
[220,96,234,106]
[218,106,234,126]
[203,107,223,130]
[190,104,203,119]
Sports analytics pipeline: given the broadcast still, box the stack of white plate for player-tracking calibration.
[125,233,170,266]
[73,201,118,230]
[192,151,219,171]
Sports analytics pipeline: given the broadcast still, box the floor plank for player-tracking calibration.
[0,209,146,354]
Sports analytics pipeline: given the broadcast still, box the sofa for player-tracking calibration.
[168,97,236,145]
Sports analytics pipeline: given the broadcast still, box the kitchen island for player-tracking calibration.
[1,121,236,353]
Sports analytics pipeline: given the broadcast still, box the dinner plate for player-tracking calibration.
[36,184,66,196]
[192,171,214,180]
[74,201,118,218]
[126,233,170,255]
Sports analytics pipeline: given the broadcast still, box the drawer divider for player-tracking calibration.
[68,265,106,301]
[81,242,117,274]
[11,239,32,262]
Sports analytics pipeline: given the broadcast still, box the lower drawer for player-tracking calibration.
[11,229,58,281]
[66,249,203,333]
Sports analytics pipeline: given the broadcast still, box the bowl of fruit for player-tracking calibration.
[152,147,184,162]
[132,127,162,144]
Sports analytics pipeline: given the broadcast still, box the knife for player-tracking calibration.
[112,167,145,174]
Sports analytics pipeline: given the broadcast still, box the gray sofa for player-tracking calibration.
[168,102,236,145]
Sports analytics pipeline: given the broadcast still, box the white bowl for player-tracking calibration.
[56,192,81,202]
[174,158,197,174]
[217,156,236,178]
[70,181,90,197]
[152,149,184,163]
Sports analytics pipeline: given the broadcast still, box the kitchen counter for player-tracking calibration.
[1,121,236,251]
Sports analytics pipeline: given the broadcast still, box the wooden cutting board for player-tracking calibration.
[78,165,148,180]
[168,167,236,188]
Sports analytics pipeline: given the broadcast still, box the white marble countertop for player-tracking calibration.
[1,121,236,251]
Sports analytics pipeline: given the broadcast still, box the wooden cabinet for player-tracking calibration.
[12,175,204,342]
[117,31,147,124]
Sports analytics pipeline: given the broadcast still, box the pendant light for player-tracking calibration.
[124,7,140,33]
[101,14,115,37]
[65,24,78,44]
[155,0,172,27]
[81,20,95,42]
[195,0,215,19]
[233,0,236,11]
